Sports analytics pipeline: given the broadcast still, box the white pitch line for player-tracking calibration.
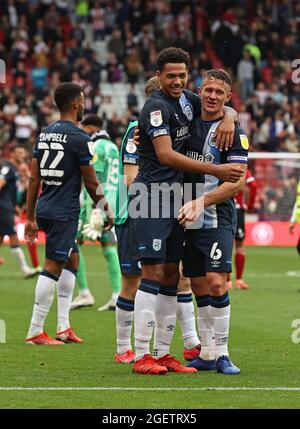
[1,387,300,392]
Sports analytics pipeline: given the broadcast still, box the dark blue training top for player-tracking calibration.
[33,120,93,221]
[136,89,200,186]
[0,161,18,211]
[185,117,248,230]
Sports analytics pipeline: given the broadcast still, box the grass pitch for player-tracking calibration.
[0,244,299,409]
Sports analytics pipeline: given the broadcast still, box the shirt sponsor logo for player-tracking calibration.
[150,110,163,127]
[176,126,189,138]
[239,134,249,150]
[153,239,162,251]
[184,104,193,121]
[186,150,215,163]
[126,139,137,153]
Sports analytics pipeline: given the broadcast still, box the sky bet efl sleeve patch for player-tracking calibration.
[150,110,163,127]
[239,134,249,150]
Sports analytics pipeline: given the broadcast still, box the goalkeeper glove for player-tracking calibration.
[83,209,104,241]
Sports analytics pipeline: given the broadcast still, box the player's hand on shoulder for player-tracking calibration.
[24,220,38,244]
[215,117,235,151]
[215,164,244,183]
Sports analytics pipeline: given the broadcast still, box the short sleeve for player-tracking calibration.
[74,132,94,166]
[140,98,171,140]
[225,125,249,165]
[123,128,139,165]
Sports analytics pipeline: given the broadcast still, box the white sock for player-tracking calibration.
[197,305,215,361]
[153,286,178,359]
[27,272,57,338]
[176,293,200,350]
[57,269,76,333]
[134,279,160,361]
[116,298,134,355]
[210,295,230,359]
[10,246,30,273]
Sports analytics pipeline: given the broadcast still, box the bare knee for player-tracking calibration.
[208,273,227,296]
[121,274,140,300]
[142,263,164,283]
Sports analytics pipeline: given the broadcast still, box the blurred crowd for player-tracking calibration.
[0,0,300,155]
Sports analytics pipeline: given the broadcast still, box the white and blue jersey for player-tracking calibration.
[33,120,94,221]
[185,118,248,231]
[183,117,249,276]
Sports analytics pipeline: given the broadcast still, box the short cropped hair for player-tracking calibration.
[81,114,103,128]
[202,69,232,87]
[145,76,160,97]
[54,82,83,112]
[157,47,191,72]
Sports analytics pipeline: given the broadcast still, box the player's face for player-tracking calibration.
[75,93,85,122]
[12,148,26,164]
[157,63,188,99]
[199,78,231,115]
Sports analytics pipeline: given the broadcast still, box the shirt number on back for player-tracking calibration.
[38,142,64,178]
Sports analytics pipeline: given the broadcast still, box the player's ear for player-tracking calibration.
[226,91,232,103]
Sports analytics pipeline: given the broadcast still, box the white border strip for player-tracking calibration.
[1,387,300,392]
[248,152,300,160]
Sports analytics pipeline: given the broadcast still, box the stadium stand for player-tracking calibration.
[0,0,299,220]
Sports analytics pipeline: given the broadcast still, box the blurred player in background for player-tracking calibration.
[70,114,103,310]
[227,169,257,290]
[289,179,300,256]
[179,69,248,374]
[0,145,36,278]
[16,161,42,273]
[25,83,113,345]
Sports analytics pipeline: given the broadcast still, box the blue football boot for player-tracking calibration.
[216,356,240,375]
[187,357,216,371]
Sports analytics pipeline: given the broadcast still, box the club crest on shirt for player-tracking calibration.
[153,239,162,251]
[150,110,163,127]
[183,104,193,121]
[126,138,137,153]
[208,132,217,147]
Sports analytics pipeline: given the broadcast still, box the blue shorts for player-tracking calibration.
[235,208,245,241]
[0,209,16,236]
[131,216,184,264]
[115,220,141,275]
[183,227,234,277]
[37,217,79,262]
